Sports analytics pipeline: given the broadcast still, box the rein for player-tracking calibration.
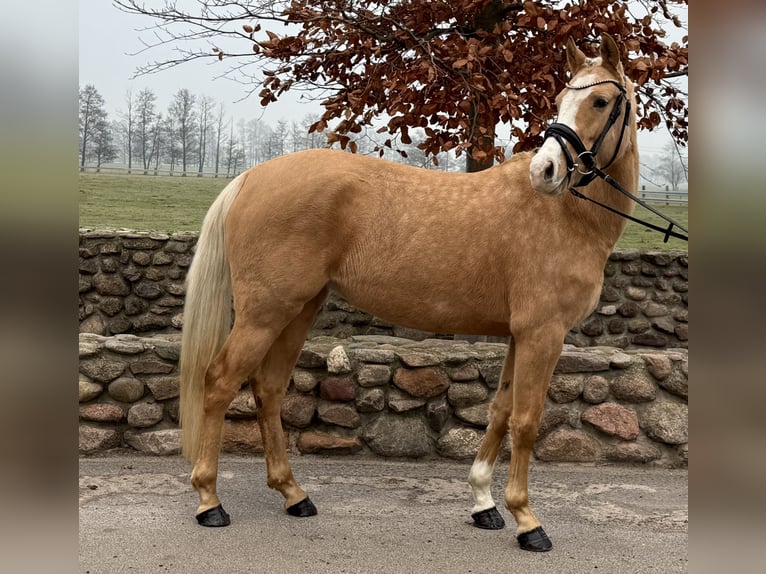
[542,79,688,243]
[569,169,688,243]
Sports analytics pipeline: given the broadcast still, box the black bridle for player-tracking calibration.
[542,79,688,243]
[545,79,630,188]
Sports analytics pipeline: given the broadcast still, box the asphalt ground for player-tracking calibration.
[79,454,687,574]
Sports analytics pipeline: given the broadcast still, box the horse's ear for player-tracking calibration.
[599,33,624,75]
[566,38,586,75]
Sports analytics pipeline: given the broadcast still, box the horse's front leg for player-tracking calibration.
[468,340,515,530]
[503,325,565,552]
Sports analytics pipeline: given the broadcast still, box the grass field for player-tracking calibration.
[79,172,687,250]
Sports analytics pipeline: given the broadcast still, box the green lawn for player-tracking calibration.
[616,203,688,251]
[79,172,687,250]
[79,172,234,233]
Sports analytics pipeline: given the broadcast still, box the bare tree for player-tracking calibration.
[225,119,237,177]
[197,95,214,176]
[162,114,179,174]
[169,89,197,175]
[110,119,127,164]
[79,84,107,170]
[271,119,288,158]
[121,88,135,173]
[213,103,226,177]
[654,142,688,190]
[90,115,118,170]
[135,87,157,173]
[150,112,163,173]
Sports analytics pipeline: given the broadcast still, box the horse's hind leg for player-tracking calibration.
[503,325,566,552]
[191,317,286,526]
[251,289,328,516]
[468,339,516,530]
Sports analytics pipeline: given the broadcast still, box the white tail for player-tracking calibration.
[179,173,245,461]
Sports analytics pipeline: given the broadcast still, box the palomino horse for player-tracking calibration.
[180,34,638,552]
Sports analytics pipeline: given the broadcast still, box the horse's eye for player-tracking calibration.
[594,98,609,109]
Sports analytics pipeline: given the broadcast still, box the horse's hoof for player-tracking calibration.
[196,504,231,527]
[517,526,553,552]
[286,497,317,517]
[471,506,506,530]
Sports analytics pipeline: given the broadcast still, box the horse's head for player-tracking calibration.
[530,34,634,195]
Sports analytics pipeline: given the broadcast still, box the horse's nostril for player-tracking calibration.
[544,162,554,181]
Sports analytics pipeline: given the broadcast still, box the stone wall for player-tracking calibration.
[79,333,688,467]
[79,230,688,349]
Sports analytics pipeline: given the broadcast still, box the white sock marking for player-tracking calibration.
[468,460,496,514]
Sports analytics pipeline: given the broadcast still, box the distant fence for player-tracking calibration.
[80,164,236,179]
[637,188,688,206]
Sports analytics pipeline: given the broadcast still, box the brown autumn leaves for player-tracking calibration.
[124,0,688,168]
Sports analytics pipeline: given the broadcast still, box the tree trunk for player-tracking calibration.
[465,103,496,173]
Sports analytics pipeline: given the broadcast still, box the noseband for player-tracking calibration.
[543,79,631,188]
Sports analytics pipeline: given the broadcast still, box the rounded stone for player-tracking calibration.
[454,403,490,428]
[658,368,688,399]
[388,388,427,413]
[393,367,450,398]
[607,318,626,334]
[221,420,263,454]
[127,401,164,428]
[79,377,103,402]
[80,356,126,383]
[478,361,503,389]
[548,375,583,403]
[447,382,488,408]
[426,397,450,432]
[640,400,688,445]
[617,301,640,318]
[362,415,433,457]
[79,403,125,423]
[124,429,182,455]
[611,372,657,403]
[643,302,669,318]
[107,376,145,403]
[437,427,485,459]
[609,352,633,369]
[605,440,662,463]
[643,354,672,380]
[582,375,609,404]
[581,319,604,337]
[139,375,178,401]
[317,401,361,428]
[355,387,385,413]
[537,406,570,438]
[327,346,352,374]
[534,428,600,462]
[447,364,480,381]
[357,364,392,387]
[79,425,120,454]
[104,336,144,354]
[319,376,356,402]
[280,394,317,428]
[293,370,318,392]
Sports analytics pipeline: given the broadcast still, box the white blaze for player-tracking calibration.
[529,71,600,194]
